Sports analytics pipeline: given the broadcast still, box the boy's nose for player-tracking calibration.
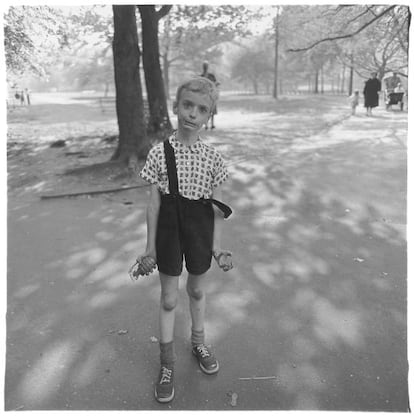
[189,108,197,118]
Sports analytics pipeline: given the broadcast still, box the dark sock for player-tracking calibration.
[191,328,205,347]
[160,341,176,366]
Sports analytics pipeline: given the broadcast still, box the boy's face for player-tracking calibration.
[173,90,212,132]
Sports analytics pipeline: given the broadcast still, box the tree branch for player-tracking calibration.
[40,184,149,200]
[156,5,172,20]
[346,6,375,25]
[287,5,396,52]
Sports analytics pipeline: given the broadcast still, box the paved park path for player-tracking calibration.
[5,94,409,411]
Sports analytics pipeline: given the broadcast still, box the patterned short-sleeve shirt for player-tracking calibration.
[140,134,228,199]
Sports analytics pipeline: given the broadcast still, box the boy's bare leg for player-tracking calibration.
[186,272,207,336]
[159,272,180,343]
[187,271,220,374]
[156,272,179,403]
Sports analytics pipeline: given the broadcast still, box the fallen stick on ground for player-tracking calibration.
[238,376,277,381]
[40,184,149,200]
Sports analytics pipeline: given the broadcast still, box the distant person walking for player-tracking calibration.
[25,88,31,105]
[20,90,25,105]
[200,62,219,129]
[363,72,381,116]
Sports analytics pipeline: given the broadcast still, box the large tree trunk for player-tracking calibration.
[163,53,170,101]
[111,5,149,166]
[162,14,172,100]
[138,5,172,139]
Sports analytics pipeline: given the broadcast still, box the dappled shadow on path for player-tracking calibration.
[207,179,406,410]
[196,110,407,411]
[6,192,163,410]
[6,104,408,410]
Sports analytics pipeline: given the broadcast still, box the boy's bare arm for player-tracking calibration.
[145,184,161,259]
[212,185,233,272]
[129,185,160,279]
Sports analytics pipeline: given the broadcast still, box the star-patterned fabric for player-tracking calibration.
[140,133,228,199]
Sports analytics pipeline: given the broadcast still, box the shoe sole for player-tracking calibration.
[154,387,174,403]
[192,350,220,375]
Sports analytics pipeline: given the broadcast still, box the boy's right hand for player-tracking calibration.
[129,255,157,281]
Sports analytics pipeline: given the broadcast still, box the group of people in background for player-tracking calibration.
[202,61,406,120]
[349,71,405,116]
[14,88,31,105]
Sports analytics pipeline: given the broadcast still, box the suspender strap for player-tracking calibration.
[163,139,179,195]
[163,138,232,219]
[208,198,233,219]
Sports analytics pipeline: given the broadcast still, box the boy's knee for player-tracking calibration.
[186,284,204,301]
[161,294,178,311]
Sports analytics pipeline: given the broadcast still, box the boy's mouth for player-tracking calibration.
[183,120,198,128]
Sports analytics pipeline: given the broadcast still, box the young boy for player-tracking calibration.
[130,77,233,403]
[349,90,359,115]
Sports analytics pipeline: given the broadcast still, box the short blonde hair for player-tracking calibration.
[175,77,219,110]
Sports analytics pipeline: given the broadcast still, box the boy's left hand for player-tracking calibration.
[213,249,233,272]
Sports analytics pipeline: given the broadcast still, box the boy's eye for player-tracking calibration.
[199,106,209,113]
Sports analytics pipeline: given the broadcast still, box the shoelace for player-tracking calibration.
[196,345,210,358]
[159,367,172,384]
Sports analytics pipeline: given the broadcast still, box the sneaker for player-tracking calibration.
[192,344,219,374]
[154,365,174,403]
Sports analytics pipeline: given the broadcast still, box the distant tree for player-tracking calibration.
[272,6,281,98]
[111,5,149,166]
[231,37,274,94]
[71,53,114,95]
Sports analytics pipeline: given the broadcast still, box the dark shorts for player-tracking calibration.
[156,194,214,276]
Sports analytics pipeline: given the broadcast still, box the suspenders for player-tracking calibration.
[163,139,232,219]
[164,139,180,196]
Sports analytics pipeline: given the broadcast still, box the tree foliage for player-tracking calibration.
[159,5,254,92]
[285,5,409,79]
[4,6,69,80]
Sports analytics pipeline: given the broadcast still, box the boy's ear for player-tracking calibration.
[172,101,178,114]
